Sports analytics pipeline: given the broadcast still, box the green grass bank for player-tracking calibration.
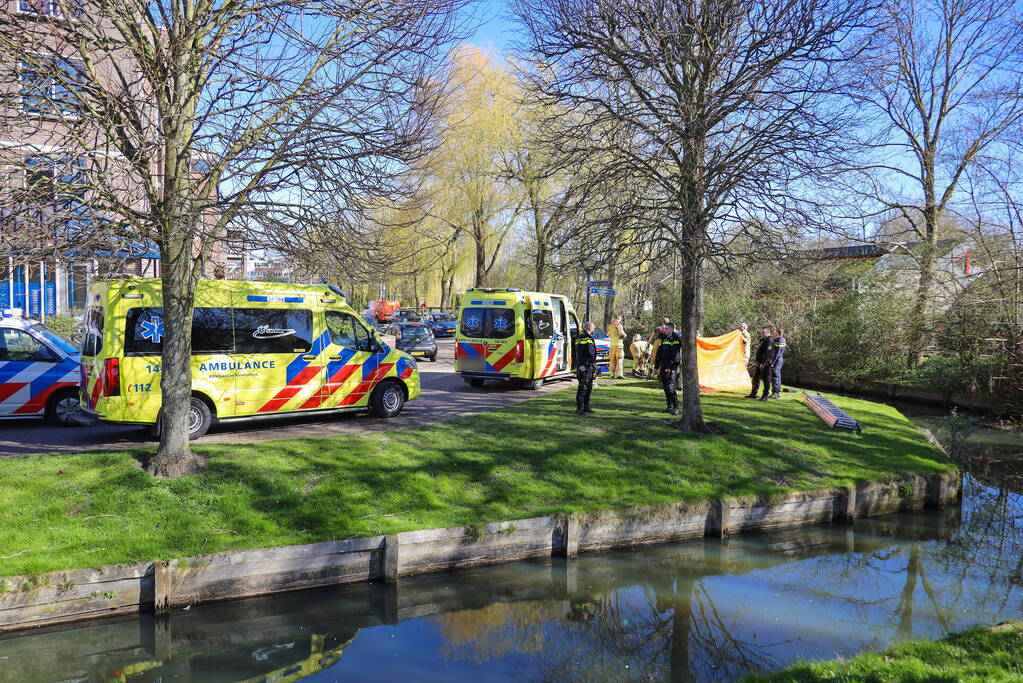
[0,382,953,578]
[744,621,1023,682]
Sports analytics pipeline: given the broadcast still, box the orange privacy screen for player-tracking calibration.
[696,329,750,392]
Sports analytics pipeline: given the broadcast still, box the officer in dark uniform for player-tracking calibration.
[655,322,683,415]
[769,327,786,399]
[573,321,598,415]
[747,327,773,400]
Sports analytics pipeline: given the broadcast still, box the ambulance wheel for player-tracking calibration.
[527,378,544,391]
[467,378,484,387]
[187,398,212,440]
[46,388,80,426]
[370,381,405,418]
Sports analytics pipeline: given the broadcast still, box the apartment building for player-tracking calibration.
[0,0,163,315]
[0,1,241,318]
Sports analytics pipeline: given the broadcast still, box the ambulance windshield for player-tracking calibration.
[459,308,515,339]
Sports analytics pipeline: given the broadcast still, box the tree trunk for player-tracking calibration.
[440,277,450,310]
[678,243,707,432]
[472,204,489,288]
[147,220,204,477]
[531,185,546,292]
[907,207,938,368]
[603,261,616,327]
[534,239,546,292]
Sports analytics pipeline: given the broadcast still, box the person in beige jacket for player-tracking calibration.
[629,334,651,377]
[739,322,751,364]
[608,315,626,378]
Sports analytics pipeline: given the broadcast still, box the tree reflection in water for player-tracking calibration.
[429,473,1022,682]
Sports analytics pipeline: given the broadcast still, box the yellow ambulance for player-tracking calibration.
[454,288,582,389]
[79,278,421,439]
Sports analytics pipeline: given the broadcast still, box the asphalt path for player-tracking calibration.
[0,338,572,457]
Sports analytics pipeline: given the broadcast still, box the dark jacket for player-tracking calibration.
[574,333,597,367]
[772,336,787,365]
[656,332,683,368]
[755,336,774,365]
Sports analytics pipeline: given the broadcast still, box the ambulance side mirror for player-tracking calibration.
[378,332,398,351]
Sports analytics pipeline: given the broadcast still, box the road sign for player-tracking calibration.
[589,287,617,296]
[588,280,611,287]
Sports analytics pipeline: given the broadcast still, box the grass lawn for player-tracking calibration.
[0,381,953,578]
[744,621,1023,682]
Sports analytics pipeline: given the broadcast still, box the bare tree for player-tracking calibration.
[0,0,464,475]
[846,0,1023,368]
[514,0,872,430]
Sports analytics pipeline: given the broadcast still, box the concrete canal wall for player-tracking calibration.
[0,470,961,633]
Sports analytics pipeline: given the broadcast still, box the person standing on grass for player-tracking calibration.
[574,321,598,415]
[769,327,787,399]
[630,333,650,376]
[647,316,671,379]
[608,314,626,379]
[747,327,773,400]
[655,321,683,415]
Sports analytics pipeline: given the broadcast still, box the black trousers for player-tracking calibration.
[751,363,771,397]
[660,366,679,407]
[576,365,595,409]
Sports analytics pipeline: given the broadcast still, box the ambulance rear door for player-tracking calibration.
[527,296,557,378]
[549,296,570,374]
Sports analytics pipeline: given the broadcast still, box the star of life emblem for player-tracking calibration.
[140,316,164,343]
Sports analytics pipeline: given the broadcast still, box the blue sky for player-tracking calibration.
[465,0,520,54]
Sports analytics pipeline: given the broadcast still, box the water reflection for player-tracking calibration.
[1,477,1020,682]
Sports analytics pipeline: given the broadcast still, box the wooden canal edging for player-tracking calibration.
[0,470,961,634]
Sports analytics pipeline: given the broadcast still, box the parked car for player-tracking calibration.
[385,322,437,361]
[0,310,81,425]
[362,314,386,333]
[423,312,457,337]
[393,308,422,322]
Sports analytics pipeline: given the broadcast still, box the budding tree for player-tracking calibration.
[0,0,463,475]
[847,0,1023,367]
[515,0,872,430]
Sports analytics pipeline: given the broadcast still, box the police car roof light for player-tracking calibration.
[2,308,23,318]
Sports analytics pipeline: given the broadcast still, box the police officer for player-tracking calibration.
[746,327,773,400]
[574,321,598,415]
[655,321,683,415]
[647,317,671,379]
[769,327,787,399]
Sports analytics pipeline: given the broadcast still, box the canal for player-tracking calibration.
[1,472,1020,682]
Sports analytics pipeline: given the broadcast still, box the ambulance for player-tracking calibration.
[454,288,584,389]
[0,309,81,424]
[79,279,421,439]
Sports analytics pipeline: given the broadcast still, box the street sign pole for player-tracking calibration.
[585,269,592,323]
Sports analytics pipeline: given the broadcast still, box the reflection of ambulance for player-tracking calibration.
[454,288,583,389]
[80,279,421,439]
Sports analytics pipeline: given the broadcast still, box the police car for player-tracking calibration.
[0,309,81,425]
